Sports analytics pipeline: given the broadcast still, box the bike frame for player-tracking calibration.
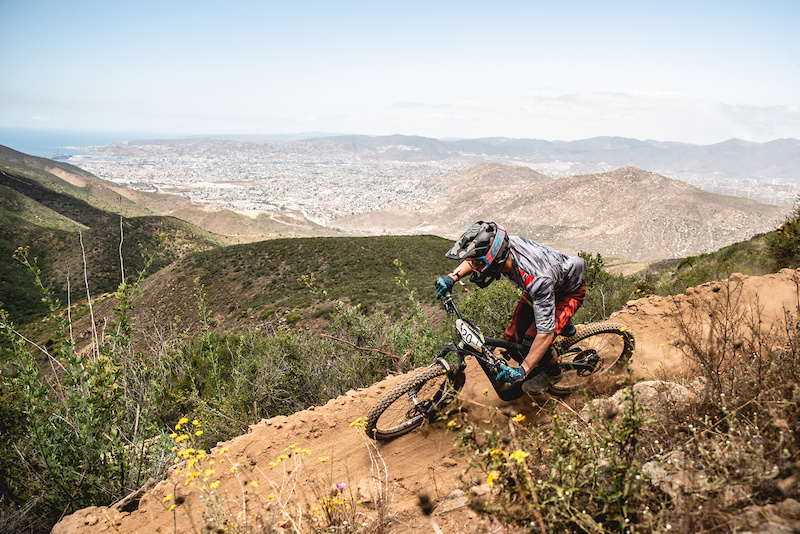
[436,292,596,401]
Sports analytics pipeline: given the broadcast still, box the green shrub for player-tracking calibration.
[575,270,638,324]
[447,376,657,533]
[767,199,800,268]
[458,279,521,338]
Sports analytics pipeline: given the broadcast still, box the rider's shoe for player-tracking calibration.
[496,364,527,386]
[522,365,563,395]
[560,319,577,338]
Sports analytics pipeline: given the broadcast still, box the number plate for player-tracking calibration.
[456,319,484,350]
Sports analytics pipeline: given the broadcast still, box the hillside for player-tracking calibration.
[0,144,160,219]
[332,164,789,261]
[1,144,336,243]
[0,147,226,323]
[53,267,800,533]
[66,234,455,352]
[1,146,344,326]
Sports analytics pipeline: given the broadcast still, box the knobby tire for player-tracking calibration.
[548,322,635,396]
[365,362,457,441]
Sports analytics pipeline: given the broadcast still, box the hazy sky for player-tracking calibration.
[1,0,798,144]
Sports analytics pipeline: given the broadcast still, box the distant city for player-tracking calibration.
[68,140,465,223]
[53,135,800,224]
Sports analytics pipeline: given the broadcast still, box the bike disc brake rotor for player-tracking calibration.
[573,348,600,376]
[406,387,434,415]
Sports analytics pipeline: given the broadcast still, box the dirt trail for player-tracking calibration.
[53,269,800,534]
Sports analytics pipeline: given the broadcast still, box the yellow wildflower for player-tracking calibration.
[250,481,260,488]
[510,450,529,464]
[210,481,220,489]
[487,471,500,486]
[163,494,172,502]
[350,417,367,429]
[319,457,330,462]
[511,414,526,423]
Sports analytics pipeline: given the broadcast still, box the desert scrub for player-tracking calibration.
[767,198,800,269]
[448,384,660,533]
[164,417,390,534]
[131,327,390,450]
[0,243,174,533]
[165,417,289,533]
[321,259,446,374]
[656,276,800,530]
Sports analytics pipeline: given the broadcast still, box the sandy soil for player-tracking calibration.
[52,269,800,534]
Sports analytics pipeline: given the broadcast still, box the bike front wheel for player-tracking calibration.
[548,322,635,396]
[365,360,460,441]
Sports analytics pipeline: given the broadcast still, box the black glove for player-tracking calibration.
[435,275,455,297]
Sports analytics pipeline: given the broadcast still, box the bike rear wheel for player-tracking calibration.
[548,322,635,396]
[365,360,460,441]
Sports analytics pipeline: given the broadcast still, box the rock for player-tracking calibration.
[435,489,468,514]
[357,477,385,508]
[51,507,117,534]
[470,483,493,497]
[580,380,698,424]
[642,460,709,515]
[779,498,800,519]
[754,522,795,534]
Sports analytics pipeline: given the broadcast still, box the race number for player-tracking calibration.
[456,319,484,351]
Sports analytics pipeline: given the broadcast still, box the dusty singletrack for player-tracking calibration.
[53,269,800,534]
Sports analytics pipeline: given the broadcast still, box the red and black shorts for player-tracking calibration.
[503,283,586,344]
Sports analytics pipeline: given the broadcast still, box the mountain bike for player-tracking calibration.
[365,291,635,441]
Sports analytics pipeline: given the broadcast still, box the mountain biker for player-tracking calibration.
[435,221,586,395]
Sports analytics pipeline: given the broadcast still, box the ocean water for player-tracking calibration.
[0,127,175,158]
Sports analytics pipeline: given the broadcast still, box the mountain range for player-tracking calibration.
[331,162,787,262]
[242,133,800,182]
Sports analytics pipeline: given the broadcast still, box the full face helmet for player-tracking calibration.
[446,221,510,288]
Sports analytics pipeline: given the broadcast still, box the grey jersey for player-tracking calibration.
[503,236,586,334]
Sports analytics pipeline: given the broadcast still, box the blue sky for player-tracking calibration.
[1,0,798,144]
